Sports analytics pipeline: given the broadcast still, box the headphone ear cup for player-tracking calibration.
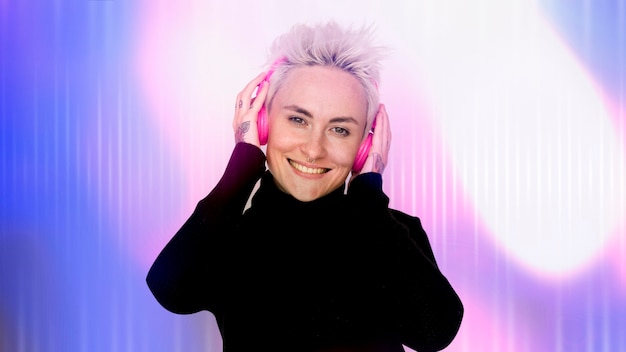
[352,133,373,172]
[255,56,287,146]
[257,105,268,145]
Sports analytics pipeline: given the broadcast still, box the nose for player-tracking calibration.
[300,131,327,162]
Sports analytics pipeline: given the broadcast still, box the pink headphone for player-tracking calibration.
[256,61,281,146]
[257,57,375,173]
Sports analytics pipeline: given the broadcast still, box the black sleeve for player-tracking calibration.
[146,142,266,315]
[348,173,464,351]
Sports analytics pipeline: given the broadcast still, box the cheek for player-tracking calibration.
[265,143,281,167]
[265,134,294,171]
[331,141,360,166]
[267,117,294,145]
[267,130,295,156]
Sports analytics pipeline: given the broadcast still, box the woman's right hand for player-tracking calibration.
[232,72,270,146]
[356,104,392,175]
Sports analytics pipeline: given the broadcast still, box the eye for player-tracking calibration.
[331,126,350,137]
[288,116,306,126]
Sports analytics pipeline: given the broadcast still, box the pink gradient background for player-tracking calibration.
[1,1,624,351]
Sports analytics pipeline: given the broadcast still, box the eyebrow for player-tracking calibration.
[283,104,361,125]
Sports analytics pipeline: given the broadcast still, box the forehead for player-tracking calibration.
[275,65,367,117]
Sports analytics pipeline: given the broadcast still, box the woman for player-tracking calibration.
[147,21,463,352]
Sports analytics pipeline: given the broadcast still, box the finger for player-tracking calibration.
[236,71,268,108]
[250,79,269,112]
[363,104,390,174]
[372,104,390,155]
[233,72,268,128]
[381,104,391,148]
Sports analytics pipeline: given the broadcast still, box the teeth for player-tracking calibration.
[289,160,327,174]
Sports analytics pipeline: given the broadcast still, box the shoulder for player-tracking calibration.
[389,209,439,265]
[389,208,419,225]
[389,209,424,235]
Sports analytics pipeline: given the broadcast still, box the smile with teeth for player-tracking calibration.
[288,159,329,174]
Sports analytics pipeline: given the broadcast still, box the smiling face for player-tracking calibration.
[266,65,368,202]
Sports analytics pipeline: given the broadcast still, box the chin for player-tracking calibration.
[271,164,349,202]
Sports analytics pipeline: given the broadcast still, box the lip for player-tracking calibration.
[288,159,330,175]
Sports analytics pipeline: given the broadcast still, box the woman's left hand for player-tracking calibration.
[357,103,391,175]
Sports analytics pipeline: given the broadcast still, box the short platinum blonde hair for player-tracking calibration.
[265,21,386,137]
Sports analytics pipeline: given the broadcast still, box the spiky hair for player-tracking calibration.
[265,21,387,135]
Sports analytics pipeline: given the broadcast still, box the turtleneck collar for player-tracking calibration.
[250,171,347,213]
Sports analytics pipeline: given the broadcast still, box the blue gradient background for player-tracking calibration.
[1,1,624,351]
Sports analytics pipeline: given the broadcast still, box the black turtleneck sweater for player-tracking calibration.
[146,142,463,352]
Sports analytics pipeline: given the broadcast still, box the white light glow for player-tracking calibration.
[404,0,625,278]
